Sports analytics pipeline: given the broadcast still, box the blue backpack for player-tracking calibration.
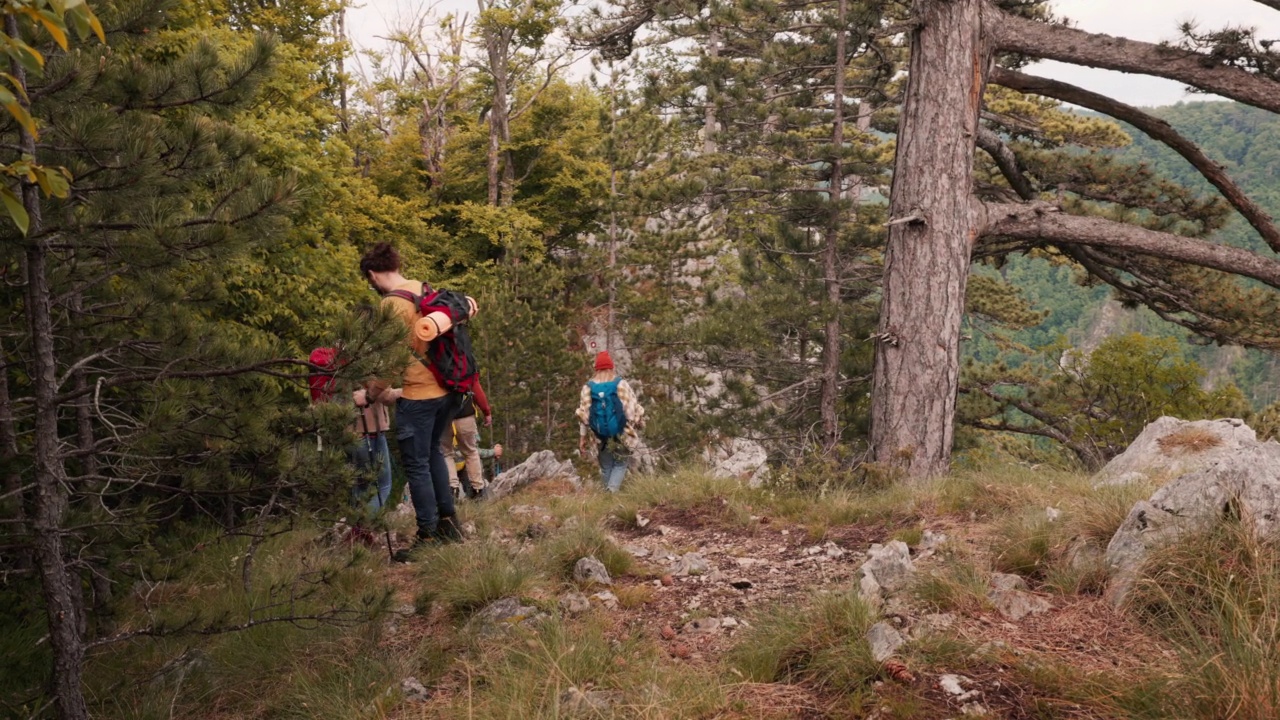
[588,379,627,440]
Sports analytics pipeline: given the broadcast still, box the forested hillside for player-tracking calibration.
[965,102,1280,414]
[8,0,1280,717]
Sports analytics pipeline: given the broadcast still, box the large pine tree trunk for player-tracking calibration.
[871,0,988,477]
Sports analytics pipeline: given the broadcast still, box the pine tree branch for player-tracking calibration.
[53,359,313,405]
[992,67,1280,252]
[987,5,1280,114]
[980,202,1280,288]
[975,126,1037,200]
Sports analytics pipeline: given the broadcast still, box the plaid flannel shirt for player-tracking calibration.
[577,378,645,453]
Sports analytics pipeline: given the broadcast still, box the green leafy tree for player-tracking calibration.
[961,333,1250,469]
[0,3,404,716]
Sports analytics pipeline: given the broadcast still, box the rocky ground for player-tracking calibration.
[377,472,1181,719]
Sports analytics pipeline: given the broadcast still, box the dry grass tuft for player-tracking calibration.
[1157,427,1223,454]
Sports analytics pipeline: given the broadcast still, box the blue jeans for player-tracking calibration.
[350,432,393,516]
[599,442,629,493]
[397,394,461,535]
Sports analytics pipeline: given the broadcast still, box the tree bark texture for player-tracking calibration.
[9,14,88,717]
[819,0,848,453]
[871,0,989,477]
[0,337,21,503]
[28,108,89,720]
[485,31,511,207]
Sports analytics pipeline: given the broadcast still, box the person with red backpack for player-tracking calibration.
[576,351,646,493]
[307,349,402,545]
[360,242,479,556]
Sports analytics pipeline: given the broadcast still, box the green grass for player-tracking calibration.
[991,510,1057,580]
[416,540,543,615]
[434,616,725,720]
[910,555,992,614]
[728,589,879,697]
[1128,523,1280,719]
[77,525,398,719]
[35,462,1213,720]
[539,523,634,582]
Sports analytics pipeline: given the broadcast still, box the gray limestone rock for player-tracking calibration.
[866,621,906,662]
[988,589,1052,621]
[401,676,431,703]
[669,552,712,577]
[488,451,581,499]
[1093,417,1258,488]
[573,556,613,586]
[559,592,591,616]
[1105,442,1280,605]
[859,541,914,595]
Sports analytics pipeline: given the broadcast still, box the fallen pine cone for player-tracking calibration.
[883,659,915,684]
[660,625,677,640]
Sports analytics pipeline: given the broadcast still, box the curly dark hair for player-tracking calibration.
[359,242,401,277]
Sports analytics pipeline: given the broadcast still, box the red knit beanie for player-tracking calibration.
[594,351,615,371]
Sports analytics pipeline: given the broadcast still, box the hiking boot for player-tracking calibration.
[438,514,465,543]
[391,529,439,563]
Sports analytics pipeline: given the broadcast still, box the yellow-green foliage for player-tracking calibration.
[963,332,1251,470]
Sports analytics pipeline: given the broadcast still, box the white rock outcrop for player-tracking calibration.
[705,437,771,487]
[1094,416,1257,487]
[1103,428,1280,606]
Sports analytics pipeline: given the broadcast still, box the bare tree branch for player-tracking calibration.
[987,5,1280,114]
[976,125,1037,201]
[980,202,1280,288]
[992,67,1280,252]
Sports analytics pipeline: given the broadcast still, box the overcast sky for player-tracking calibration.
[346,0,1280,107]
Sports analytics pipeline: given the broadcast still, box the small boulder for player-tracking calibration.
[682,617,722,635]
[573,556,613,586]
[859,541,914,595]
[590,590,619,610]
[669,552,711,577]
[488,450,581,499]
[1105,441,1280,605]
[622,543,651,558]
[988,589,1052,621]
[401,676,431,703]
[559,592,591,616]
[560,687,616,716]
[858,572,885,611]
[989,573,1029,592]
[474,597,544,632]
[866,621,905,662]
[705,437,771,487]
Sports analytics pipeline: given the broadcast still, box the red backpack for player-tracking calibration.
[308,346,338,403]
[385,283,481,393]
